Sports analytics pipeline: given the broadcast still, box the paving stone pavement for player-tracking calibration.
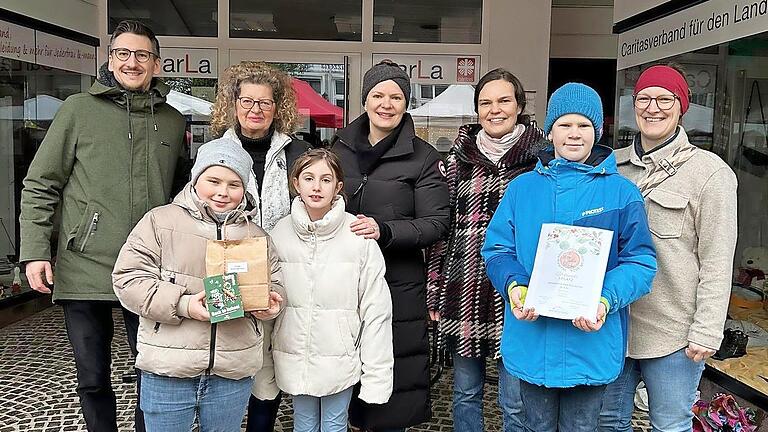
[0,307,652,431]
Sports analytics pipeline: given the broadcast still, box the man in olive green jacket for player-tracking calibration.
[19,20,186,432]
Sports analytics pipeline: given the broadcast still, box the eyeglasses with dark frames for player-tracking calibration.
[110,48,157,63]
[633,94,679,111]
[237,97,275,112]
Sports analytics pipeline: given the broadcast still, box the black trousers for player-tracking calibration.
[245,392,282,431]
[61,300,145,432]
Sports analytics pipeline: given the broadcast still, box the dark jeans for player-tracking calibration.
[246,392,282,431]
[519,380,606,432]
[61,300,145,432]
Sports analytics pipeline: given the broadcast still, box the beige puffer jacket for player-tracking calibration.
[112,184,284,380]
[270,197,393,403]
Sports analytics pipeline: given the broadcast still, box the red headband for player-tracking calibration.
[634,65,689,114]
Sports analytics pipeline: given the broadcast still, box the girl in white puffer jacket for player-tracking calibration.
[270,148,393,432]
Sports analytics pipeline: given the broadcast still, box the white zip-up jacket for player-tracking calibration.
[270,197,394,403]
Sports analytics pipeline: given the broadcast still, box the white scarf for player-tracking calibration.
[223,128,291,232]
[476,124,525,164]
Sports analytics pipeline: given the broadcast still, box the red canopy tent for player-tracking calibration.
[291,78,344,128]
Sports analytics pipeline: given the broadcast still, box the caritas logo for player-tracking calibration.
[456,57,476,83]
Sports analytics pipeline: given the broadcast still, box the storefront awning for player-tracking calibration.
[292,78,344,128]
[0,95,64,121]
[408,84,476,118]
[166,90,214,117]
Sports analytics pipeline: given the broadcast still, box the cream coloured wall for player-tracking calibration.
[485,0,552,121]
[550,6,617,59]
[614,0,672,23]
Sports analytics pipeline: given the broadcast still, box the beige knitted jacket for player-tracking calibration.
[615,128,738,358]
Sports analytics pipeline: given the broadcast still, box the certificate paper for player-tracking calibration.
[524,223,613,320]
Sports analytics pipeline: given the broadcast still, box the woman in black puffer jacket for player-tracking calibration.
[332,61,450,431]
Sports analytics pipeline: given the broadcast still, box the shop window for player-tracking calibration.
[268,62,347,146]
[108,0,217,37]
[408,83,478,153]
[420,85,434,99]
[373,0,482,44]
[434,84,449,97]
[552,0,613,5]
[230,0,362,41]
[0,58,87,302]
[305,78,323,94]
[162,77,218,161]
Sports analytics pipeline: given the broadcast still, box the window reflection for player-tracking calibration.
[0,58,85,263]
[373,0,482,43]
[230,0,362,41]
[614,33,768,283]
[108,0,218,37]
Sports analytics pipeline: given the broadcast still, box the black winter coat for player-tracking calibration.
[332,113,450,429]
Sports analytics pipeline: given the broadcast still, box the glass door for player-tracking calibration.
[228,50,361,147]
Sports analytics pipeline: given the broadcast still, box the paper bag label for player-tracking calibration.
[226,262,249,273]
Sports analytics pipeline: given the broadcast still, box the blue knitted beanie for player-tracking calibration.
[543,83,604,142]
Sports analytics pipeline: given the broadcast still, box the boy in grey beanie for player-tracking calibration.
[112,120,284,432]
[191,136,254,219]
[191,136,254,186]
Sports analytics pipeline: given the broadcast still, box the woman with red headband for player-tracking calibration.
[598,64,738,432]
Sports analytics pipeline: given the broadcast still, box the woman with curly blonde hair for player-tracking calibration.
[204,60,310,431]
[209,61,310,232]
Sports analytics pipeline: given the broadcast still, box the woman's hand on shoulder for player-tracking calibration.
[350,214,380,240]
[252,291,284,321]
[188,291,210,321]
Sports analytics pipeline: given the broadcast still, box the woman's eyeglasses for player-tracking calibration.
[237,97,275,112]
[633,94,678,111]
[110,48,157,63]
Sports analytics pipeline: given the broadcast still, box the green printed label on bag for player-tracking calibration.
[204,273,245,323]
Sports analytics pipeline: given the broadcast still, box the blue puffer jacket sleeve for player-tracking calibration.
[601,191,657,314]
[482,183,529,301]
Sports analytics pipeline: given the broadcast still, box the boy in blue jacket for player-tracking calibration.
[481,83,657,432]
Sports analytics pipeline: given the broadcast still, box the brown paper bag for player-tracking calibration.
[205,234,270,312]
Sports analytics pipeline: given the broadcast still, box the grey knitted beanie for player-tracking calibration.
[191,136,253,186]
[361,61,411,107]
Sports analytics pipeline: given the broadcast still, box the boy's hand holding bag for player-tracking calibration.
[205,212,271,312]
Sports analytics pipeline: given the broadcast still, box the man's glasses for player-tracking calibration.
[110,48,157,63]
[633,94,678,111]
[237,97,275,112]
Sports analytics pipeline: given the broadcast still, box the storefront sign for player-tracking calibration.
[618,0,768,69]
[159,48,217,78]
[372,54,481,85]
[0,19,38,64]
[35,31,96,76]
[0,19,96,75]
